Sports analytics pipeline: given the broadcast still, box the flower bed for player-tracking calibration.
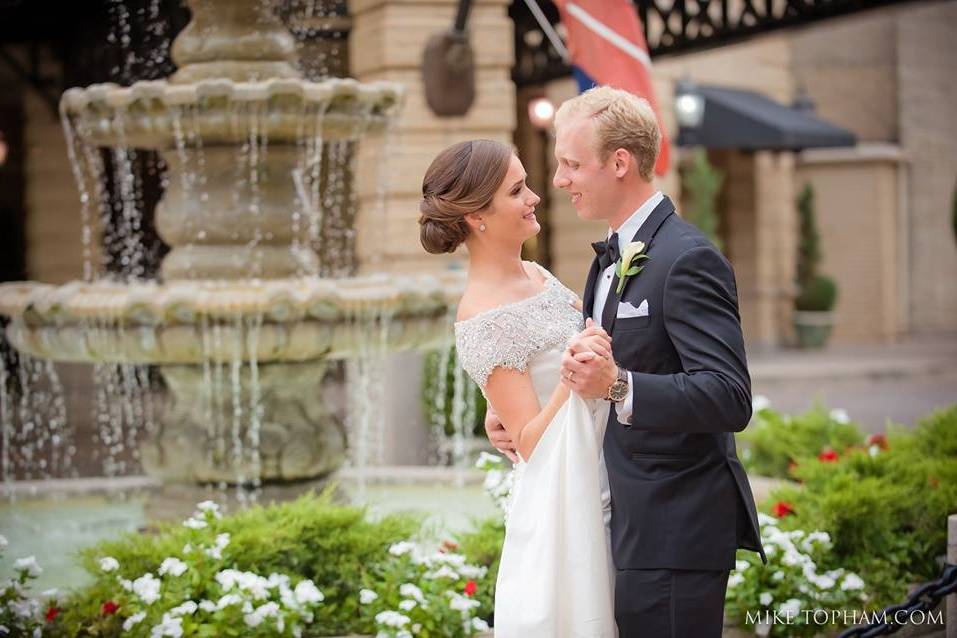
[726,403,957,635]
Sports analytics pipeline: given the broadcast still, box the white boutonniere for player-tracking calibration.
[615,241,650,295]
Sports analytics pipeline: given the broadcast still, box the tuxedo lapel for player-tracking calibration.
[582,255,601,321]
[600,196,676,334]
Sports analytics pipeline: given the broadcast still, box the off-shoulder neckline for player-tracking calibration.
[454,265,557,327]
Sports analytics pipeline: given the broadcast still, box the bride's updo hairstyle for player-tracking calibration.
[419,139,513,254]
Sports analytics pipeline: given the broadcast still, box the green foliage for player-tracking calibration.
[794,274,837,312]
[422,347,487,440]
[58,491,422,637]
[682,148,725,250]
[794,184,838,313]
[727,520,868,637]
[737,404,864,479]
[796,184,820,286]
[355,538,491,637]
[761,405,957,608]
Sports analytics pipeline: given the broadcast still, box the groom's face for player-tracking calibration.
[552,115,617,223]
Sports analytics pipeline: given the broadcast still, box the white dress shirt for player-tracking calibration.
[591,191,663,425]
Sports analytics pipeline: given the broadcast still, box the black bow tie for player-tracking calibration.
[592,233,620,270]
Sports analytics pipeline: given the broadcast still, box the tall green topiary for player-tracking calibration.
[683,149,724,251]
[795,184,837,312]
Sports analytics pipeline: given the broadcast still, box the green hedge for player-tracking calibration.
[756,405,957,607]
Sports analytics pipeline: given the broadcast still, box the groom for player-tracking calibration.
[485,86,766,638]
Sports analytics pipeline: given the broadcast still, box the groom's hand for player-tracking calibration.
[562,320,618,399]
[484,407,519,463]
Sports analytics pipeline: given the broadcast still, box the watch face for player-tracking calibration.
[609,380,628,401]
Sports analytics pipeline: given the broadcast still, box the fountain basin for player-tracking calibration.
[61,77,402,148]
[0,272,465,364]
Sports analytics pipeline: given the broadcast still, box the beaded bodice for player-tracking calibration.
[454,266,583,391]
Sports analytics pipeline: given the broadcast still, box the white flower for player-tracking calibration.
[244,602,280,628]
[99,557,120,572]
[198,600,217,613]
[196,500,220,514]
[216,593,243,609]
[735,560,750,571]
[359,589,379,604]
[294,579,324,605]
[216,569,242,591]
[132,573,162,605]
[841,574,865,591]
[389,541,416,557]
[9,598,38,619]
[759,592,773,606]
[399,599,417,611]
[772,570,785,582]
[399,583,425,604]
[449,592,480,613]
[727,573,745,588]
[123,611,146,631]
[396,632,413,638]
[150,613,183,638]
[472,617,491,632]
[869,445,880,457]
[375,610,411,628]
[182,543,193,554]
[169,601,198,616]
[829,408,850,424]
[13,556,42,578]
[0,535,7,550]
[778,599,802,617]
[475,451,504,470]
[182,517,207,529]
[425,565,460,580]
[752,395,771,412]
[205,533,231,560]
[158,557,188,577]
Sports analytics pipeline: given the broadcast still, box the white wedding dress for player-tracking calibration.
[455,265,617,638]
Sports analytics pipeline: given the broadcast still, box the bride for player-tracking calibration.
[419,139,618,637]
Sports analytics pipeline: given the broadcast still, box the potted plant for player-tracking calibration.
[793,185,838,348]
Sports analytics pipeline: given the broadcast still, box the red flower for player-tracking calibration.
[102,600,119,616]
[46,607,60,622]
[771,501,795,518]
[464,580,477,597]
[929,476,940,489]
[866,433,888,450]
[818,447,839,463]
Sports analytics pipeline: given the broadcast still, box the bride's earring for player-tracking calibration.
[479,224,486,232]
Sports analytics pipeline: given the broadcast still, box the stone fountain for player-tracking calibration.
[0,0,464,485]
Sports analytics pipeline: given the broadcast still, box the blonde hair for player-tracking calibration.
[554,86,660,181]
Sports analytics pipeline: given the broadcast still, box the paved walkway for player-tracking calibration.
[748,335,957,434]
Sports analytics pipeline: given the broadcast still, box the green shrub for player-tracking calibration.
[794,274,838,312]
[422,347,487,443]
[737,403,864,479]
[760,405,957,607]
[795,184,838,313]
[57,491,423,637]
[682,148,725,251]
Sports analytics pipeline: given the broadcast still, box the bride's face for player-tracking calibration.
[480,154,541,245]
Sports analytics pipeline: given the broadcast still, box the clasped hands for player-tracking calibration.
[484,318,617,462]
[560,318,618,400]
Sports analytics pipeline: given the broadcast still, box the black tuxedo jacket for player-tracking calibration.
[583,196,767,571]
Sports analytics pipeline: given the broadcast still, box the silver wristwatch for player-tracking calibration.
[605,367,629,402]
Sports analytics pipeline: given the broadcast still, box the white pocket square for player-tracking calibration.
[617,299,649,318]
